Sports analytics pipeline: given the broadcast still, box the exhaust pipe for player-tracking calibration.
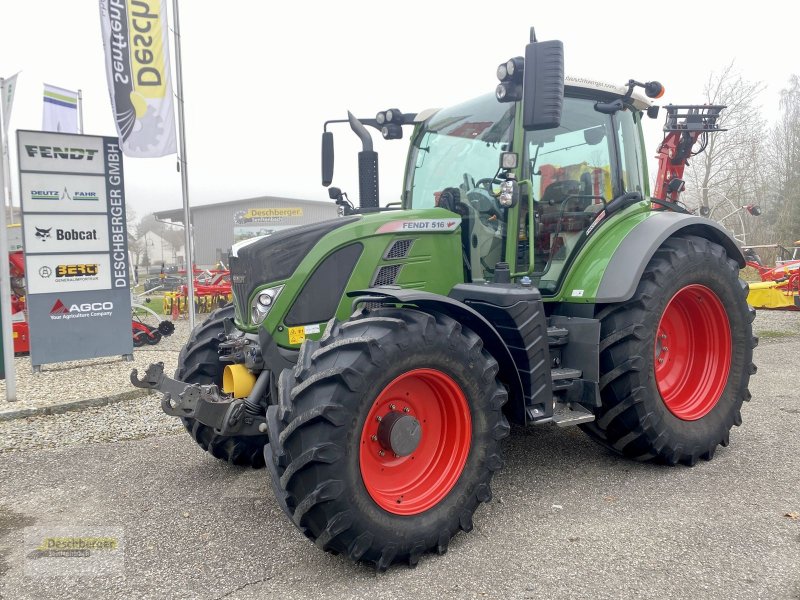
[347,111,379,210]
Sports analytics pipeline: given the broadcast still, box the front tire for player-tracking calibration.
[582,235,757,465]
[176,305,268,468]
[265,308,509,570]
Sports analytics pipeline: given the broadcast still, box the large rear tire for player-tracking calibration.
[582,235,757,465]
[265,308,509,570]
[176,305,268,468]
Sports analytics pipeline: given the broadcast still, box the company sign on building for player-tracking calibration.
[17,130,132,367]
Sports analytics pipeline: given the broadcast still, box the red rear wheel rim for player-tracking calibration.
[359,368,472,515]
[655,284,731,420]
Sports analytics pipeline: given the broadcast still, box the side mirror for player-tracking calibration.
[328,187,342,201]
[321,131,334,187]
[522,39,564,131]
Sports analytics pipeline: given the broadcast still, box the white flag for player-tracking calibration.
[1,73,18,133]
[98,0,177,157]
[42,84,79,133]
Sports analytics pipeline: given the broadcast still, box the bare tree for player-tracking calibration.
[683,63,766,243]
[766,75,800,246]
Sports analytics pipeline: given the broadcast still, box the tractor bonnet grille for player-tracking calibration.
[384,239,414,260]
[372,264,402,287]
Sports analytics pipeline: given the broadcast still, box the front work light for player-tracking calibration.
[251,285,284,325]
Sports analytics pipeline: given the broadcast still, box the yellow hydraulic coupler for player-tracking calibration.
[223,364,256,398]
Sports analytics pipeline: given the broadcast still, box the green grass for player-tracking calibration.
[755,329,795,340]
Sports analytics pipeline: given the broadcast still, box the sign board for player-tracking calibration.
[233,207,303,242]
[17,131,132,367]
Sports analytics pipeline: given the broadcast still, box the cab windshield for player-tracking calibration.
[405,95,514,210]
[404,95,514,282]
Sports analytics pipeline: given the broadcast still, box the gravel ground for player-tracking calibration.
[0,308,796,453]
[0,314,207,418]
[0,306,797,599]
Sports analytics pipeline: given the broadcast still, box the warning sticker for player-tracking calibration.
[288,326,305,345]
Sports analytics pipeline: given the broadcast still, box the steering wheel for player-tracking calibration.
[474,177,503,192]
[465,187,502,230]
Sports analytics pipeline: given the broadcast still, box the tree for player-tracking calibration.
[684,63,766,244]
[766,75,800,246]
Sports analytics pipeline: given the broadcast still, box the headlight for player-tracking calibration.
[251,285,283,325]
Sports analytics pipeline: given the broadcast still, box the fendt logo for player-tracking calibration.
[49,299,114,320]
[25,145,99,161]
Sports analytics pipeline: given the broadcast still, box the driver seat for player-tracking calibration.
[541,180,583,212]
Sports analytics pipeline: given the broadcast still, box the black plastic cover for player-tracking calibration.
[284,243,363,326]
[230,217,359,322]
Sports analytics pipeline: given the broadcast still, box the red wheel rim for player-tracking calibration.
[359,368,472,515]
[655,284,731,420]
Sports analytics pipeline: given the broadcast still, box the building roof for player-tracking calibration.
[154,195,333,224]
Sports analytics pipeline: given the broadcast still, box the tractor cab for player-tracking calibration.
[402,78,653,292]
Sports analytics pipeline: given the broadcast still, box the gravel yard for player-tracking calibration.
[0,314,205,419]
[0,308,796,454]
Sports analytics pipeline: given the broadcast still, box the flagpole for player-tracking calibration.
[0,78,11,226]
[77,89,84,134]
[171,0,196,330]
[0,87,17,401]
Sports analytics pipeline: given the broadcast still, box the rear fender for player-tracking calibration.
[560,210,745,304]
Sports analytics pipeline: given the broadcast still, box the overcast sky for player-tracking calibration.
[1,0,797,220]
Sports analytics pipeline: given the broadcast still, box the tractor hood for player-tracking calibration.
[229,216,360,322]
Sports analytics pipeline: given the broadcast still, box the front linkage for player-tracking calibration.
[130,362,268,437]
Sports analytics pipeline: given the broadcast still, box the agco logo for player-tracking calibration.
[49,299,113,320]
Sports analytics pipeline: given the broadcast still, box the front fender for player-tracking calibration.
[347,288,526,423]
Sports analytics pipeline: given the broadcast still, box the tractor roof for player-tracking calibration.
[564,75,653,110]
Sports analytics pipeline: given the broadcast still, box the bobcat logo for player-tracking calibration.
[35,227,52,240]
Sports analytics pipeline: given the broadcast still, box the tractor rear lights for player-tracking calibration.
[251,285,283,325]
[496,55,524,103]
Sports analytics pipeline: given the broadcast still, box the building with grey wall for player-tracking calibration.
[154,195,339,267]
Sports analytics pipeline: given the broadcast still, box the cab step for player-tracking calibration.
[527,402,595,427]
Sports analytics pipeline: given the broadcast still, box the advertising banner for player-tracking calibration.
[42,84,79,134]
[18,131,132,367]
[1,73,18,132]
[98,0,177,157]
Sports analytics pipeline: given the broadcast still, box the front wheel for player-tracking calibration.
[265,308,509,570]
[582,235,757,466]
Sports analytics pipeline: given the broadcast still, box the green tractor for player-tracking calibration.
[132,31,756,570]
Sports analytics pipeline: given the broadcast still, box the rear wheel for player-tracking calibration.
[265,308,509,570]
[582,235,757,465]
[177,305,268,468]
